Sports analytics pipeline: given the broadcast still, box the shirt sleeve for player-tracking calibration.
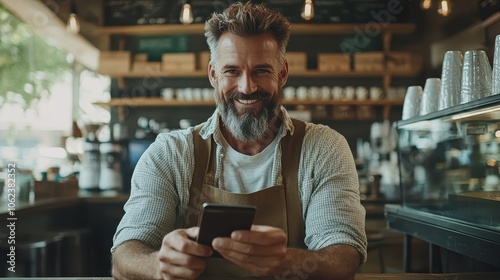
[300,123,368,263]
[111,129,195,253]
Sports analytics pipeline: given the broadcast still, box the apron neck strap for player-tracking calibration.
[281,118,306,248]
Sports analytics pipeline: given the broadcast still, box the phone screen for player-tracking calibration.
[196,203,256,257]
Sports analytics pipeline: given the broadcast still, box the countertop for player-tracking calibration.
[9,272,500,279]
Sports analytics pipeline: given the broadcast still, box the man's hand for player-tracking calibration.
[157,227,213,279]
[211,225,287,276]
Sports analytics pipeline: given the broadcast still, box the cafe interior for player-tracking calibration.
[0,0,499,279]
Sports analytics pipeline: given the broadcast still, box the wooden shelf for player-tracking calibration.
[94,97,404,107]
[101,69,421,79]
[96,22,416,36]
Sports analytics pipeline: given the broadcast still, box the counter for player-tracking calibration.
[9,272,500,279]
[385,204,500,272]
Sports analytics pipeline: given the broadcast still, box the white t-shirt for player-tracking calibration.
[218,127,281,193]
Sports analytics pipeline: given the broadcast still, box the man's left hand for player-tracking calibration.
[211,224,287,276]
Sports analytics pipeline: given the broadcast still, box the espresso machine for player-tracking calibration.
[78,123,104,191]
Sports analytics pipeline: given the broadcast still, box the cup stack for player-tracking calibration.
[492,35,500,96]
[401,86,423,120]
[438,51,463,110]
[420,78,441,116]
[460,50,492,104]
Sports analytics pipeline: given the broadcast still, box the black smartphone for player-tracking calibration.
[196,203,256,257]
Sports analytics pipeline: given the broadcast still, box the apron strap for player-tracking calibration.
[186,122,210,227]
[281,118,306,248]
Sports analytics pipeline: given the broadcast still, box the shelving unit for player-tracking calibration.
[97,21,419,121]
[96,23,416,36]
[101,69,421,79]
[95,97,404,107]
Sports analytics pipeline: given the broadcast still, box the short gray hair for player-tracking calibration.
[204,2,291,67]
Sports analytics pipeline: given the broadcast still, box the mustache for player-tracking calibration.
[226,91,271,101]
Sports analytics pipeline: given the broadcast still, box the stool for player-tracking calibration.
[0,232,62,277]
[366,230,385,273]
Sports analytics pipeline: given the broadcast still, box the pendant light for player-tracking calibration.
[66,0,80,33]
[420,0,432,10]
[437,0,451,17]
[179,0,193,24]
[301,0,314,21]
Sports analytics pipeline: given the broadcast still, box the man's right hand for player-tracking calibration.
[157,226,214,279]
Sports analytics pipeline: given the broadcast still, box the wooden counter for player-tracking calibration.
[10,272,500,279]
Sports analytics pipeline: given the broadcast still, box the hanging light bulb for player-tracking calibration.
[301,0,314,21]
[179,0,193,24]
[66,1,80,33]
[420,0,432,10]
[438,0,451,16]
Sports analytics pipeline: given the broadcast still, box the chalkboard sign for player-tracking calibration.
[103,0,176,26]
[137,36,189,61]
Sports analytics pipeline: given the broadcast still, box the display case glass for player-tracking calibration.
[397,94,500,230]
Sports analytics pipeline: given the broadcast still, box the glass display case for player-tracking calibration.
[386,94,500,271]
[397,94,500,229]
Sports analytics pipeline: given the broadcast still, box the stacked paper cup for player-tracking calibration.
[460,49,492,104]
[492,35,500,96]
[438,51,463,110]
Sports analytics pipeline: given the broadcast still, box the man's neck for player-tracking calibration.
[221,116,282,156]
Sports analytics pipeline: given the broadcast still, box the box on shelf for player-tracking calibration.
[132,61,161,73]
[34,180,78,201]
[197,51,210,70]
[386,52,413,72]
[332,105,356,120]
[161,53,196,71]
[317,53,351,72]
[286,52,307,72]
[354,51,385,72]
[99,51,131,74]
[356,105,376,120]
[134,53,148,62]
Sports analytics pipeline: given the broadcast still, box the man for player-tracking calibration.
[111,2,366,279]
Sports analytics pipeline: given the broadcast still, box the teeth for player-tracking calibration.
[238,99,259,104]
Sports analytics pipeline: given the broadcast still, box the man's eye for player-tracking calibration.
[224,70,239,75]
[255,69,271,74]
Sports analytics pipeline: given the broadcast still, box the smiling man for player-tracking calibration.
[111,2,367,279]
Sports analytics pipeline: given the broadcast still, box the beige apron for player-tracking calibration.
[185,119,307,277]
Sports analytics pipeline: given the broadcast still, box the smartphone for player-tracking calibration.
[196,203,256,257]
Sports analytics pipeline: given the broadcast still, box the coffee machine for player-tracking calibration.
[78,123,104,191]
[98,142,122,191]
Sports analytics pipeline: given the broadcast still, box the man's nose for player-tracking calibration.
[238,73,257,94]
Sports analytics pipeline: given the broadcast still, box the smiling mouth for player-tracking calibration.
[236,99,260,105]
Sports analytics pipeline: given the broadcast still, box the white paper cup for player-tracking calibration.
[492,35,500,96]
[420,78,441,115]
[461,50,492,104]
[439,50,463,110]
[402,86,423,120]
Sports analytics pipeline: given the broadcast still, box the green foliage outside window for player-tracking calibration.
[0,4,69,110]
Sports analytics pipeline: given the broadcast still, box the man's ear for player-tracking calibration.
[208,62,217,88]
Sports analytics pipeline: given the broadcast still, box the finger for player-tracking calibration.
[158,247,207,270]
[185,226,200,240]
[232,227,287,246]
[163,229,213,257]
[213,237,285,257]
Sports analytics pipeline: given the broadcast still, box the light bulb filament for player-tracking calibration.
[67,13,80,33]
[421,0,432,10]
[438,0,450,16]
[301,0,314,21]
[180,3,193,24]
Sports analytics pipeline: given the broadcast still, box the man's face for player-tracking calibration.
[208,33,288,142]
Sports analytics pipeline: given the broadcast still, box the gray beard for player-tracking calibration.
[217,96,280,142]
